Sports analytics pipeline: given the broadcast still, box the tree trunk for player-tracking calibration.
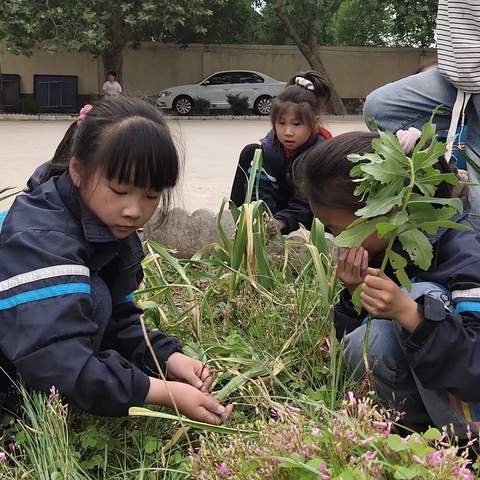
[101,16,129,86]
[274,6,348,115]
[102,44,124,84]
[0,58,5,114]
[308,51,348,115]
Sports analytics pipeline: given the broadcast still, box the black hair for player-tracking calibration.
[44,96,182,217]
[42,121,78,179]
[270,70,331,131]
[107,71,117,78]
[296,131,454,211]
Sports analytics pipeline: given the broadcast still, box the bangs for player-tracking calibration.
[271,101,317,129]
[97,117,180,191]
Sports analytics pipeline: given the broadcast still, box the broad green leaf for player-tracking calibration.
[376,211,408,237]
[413,109,439,153]
[412,142,447,170]
[334,218,380,248]
[393,465,420,480]
[356,193,401,218]
[386,434,409,452]
[388,251,411,291]
[348,152,383,164]
[398,228,432,270]
[372,131,411,166]
[352,284,362,310]
[408,195,463,213]
[422,427,442,441]
[359,162,406,183]
[409,206,457,223]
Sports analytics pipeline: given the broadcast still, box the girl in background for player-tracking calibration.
[230,70,332,235]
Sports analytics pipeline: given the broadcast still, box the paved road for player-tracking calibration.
[0,118,368,212]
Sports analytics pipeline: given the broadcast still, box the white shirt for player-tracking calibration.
[102,80,122,96]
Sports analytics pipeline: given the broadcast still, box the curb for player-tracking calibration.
[0,113,363,122]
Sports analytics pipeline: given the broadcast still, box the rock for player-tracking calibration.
[143,207,236,258]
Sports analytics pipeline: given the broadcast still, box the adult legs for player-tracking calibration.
[364,68,480,213]
[363,68,456,133]
[230,143,259,207]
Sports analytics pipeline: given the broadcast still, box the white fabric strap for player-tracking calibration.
[445,89,471,162]
[295,76,314,91]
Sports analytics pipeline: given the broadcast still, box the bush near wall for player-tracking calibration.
[227,93,250,115]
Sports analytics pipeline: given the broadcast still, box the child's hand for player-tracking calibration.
[338,246,369,295]
[166,352,213,393]
[166,382,233,425]
[267,219,285,236]
[361,268,420,332]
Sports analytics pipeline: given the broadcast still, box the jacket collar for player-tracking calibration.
[56,173,119,243]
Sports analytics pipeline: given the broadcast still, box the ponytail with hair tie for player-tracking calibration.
[295,77,315,91]
[77,104,93,126]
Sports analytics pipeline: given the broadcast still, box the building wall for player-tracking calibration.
[1,43,436,99]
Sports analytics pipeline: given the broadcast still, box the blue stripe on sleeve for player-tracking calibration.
[115,293,134,305]
[455,301,480,314]
[0,210,8,230]
[0,283,91,310]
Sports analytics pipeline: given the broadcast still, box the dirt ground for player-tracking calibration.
[0,118,368,211]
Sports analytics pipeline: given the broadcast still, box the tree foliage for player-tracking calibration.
[159,0,264,46]
[256,0,437,114]
[0,0,218,84]
[260,0,348,114]
[331,0,437,47]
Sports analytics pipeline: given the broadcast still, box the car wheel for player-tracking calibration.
[173,95,193,115]
[253,95,272,116]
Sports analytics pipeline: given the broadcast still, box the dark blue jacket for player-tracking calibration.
[0,173,182,416]
[253,129,328,234]
[335,199,480,402]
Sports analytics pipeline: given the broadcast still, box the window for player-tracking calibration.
[232,72,264,84]
[206,73,232,85]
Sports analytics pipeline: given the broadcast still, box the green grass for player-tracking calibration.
[0,170,478,478]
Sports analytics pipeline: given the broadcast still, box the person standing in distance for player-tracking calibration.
[102,71,123,97]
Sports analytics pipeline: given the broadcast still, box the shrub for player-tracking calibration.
[20,96,40,115]
[227,93,250,115]
[192,97,212,115]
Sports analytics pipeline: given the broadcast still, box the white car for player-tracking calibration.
[157,70,286,116]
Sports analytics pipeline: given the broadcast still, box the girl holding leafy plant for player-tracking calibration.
[296,126,480,439]
[230,70,332,235]
[0,96,232,424]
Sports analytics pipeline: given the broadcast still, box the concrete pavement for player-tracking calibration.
[0,117,368,212]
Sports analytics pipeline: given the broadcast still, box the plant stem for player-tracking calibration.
[361,157,415,379]
[361,236,395,376]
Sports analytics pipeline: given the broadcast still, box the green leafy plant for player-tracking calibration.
[227,93,250,115]
[20,96,40,115]
[334,113,470,381]
[187,392,475,479]
[335,115,467,287]
[192,97,212,115]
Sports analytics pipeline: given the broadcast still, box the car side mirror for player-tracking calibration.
[202,80,211,86]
